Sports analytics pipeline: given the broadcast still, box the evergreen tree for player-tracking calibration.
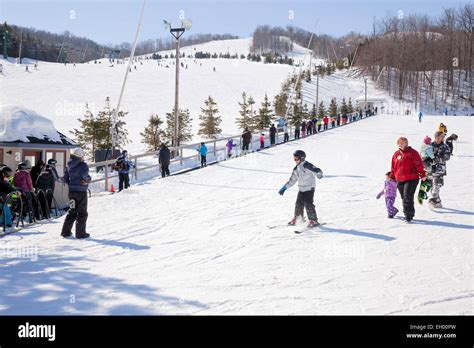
[347,97,354,114]
[247,95,257,130]
[71,97,129,160]
[236,92,254,130]
[310,103,317,118]
[340,97,349,115]
[290,100,304,125]
[256,93,274,130]
[71,103,101,160]
[302,103,309,119]
[163,108,193,146]
[140,113,164,152]
[95,96,129,151]
[273,92,288,117]
[198,96,222,139]
[329,98,338,116]
[317,101,326,118]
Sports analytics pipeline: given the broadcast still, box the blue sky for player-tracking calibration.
[1,0,469,44]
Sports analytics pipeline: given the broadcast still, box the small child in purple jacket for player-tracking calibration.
[376,171,399,218]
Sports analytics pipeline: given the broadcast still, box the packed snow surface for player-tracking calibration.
[1,114,472,315]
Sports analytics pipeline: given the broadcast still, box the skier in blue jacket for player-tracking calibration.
[61,148,91,239]
[279,150,323,228]
[114,150,134,191]
[197,142,208,167]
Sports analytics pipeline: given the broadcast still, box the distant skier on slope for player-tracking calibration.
[278,150,323,228]
[418,111,423,123]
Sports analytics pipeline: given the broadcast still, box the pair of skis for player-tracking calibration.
[267,222,326,234]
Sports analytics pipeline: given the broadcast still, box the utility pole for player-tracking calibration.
[165,19,192,157]
[315,66,320,111]
[364,77,368,110]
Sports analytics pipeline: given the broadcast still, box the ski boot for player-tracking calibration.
[307,220,320,228]
[288,218,297,226]
[428,198,443,209]
[288,216,305,226]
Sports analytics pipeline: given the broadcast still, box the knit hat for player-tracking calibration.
[423,136,432,145]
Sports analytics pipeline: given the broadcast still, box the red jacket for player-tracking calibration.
[13,170,34,193]
[323,116,329,125]
[390,146,426,182]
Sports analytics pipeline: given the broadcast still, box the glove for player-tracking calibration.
[316,170,323,179]
[278,185,287,196]
[376,193,382,199]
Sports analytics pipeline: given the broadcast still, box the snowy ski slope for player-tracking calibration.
[1,37,383,154]
[1,114,472,315]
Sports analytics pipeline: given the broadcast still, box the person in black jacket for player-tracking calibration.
[36,165,56,214]
[269,124,277,146]
[30,160,45,188]
[159,143,171,178]
[241,128,252,153]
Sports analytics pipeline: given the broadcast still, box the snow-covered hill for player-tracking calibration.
[1,113,472,315]
[1,37,380,155]
[0,38,307,154]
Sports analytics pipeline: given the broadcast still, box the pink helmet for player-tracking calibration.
[423,136,432,145]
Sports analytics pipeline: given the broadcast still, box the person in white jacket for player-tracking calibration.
[279,150,323,228]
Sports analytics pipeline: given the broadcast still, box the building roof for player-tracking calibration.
[0,105,78,147]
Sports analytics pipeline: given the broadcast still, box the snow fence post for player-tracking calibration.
[134,158,138,180]
[213,141,216,158]
[104,162,109,192]
[180,148,183,165]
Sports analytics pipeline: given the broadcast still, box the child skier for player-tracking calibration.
[197,142,208,167]
[259,133,265,149]
[278,150,323,228]
[376,171,399,218]
[420,136,434,173]
[226,139,235,158]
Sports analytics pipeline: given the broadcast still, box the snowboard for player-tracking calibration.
[417,180,431,204]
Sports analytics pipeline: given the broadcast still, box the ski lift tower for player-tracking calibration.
[164,18,192,156]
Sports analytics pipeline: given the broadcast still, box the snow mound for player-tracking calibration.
[0,104,73,144]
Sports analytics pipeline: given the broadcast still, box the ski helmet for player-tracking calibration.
[72,148,85,158]
[423,136,432,145]
[293,150,306,161]
[47,158,57,166]
[1,166,13,177]
[18,162,27,170]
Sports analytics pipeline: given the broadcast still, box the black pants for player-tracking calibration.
[242,141,250,151]
[284,133,289,142]
[324,124,328,130]
[161,164,170,178]
[61,191,88,237]
[397,179,419,220]
[295,189,317,221]
[294,129,300,139]
[270,135,275,145]
[201,155,207,167]
[119,173,130,191]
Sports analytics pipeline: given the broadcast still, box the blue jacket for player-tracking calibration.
[115,155,133,174]
[197,144,208,156]
[63,157,91,192]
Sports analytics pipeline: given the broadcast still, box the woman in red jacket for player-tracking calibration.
[390,137,426,222]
